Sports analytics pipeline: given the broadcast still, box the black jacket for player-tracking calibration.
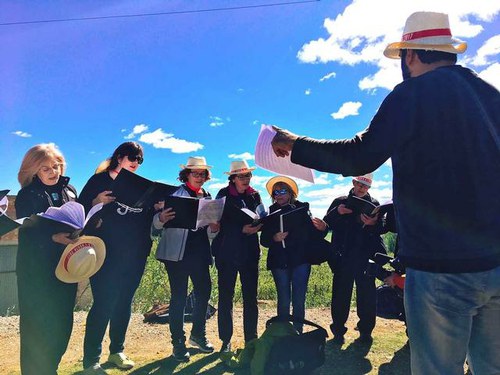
[260,201,320,270]
[323,190,385,262]
[15,176,78,280]
[291,65,500,273]
[212,184,262,266]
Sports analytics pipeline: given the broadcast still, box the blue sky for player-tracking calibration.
[1,0,499,216]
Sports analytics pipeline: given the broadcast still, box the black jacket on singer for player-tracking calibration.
[212,184,262,266]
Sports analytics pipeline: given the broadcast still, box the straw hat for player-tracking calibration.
[353,173,373,187]
[55,236,106,283]
[266,176,299,196]
[384,12,467,59]
[224,160,257,175]
[180,156,212,170]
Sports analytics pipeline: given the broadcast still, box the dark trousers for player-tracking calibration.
[83,250,148,368]
[163,257,212,343]
[216,260,259,343]
[17,253,77,375]
[330,258,376,336]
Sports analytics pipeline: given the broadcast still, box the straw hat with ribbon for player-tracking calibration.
[55,236,106,283]
[384,11,467,59]
[353,173,373,188]
[224,160,257,175]
[266,176,299,197]
[180,156,212,170]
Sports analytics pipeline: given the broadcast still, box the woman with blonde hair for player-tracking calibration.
[15,143,78,375]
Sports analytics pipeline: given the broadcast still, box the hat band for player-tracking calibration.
[231,168,250,174]
[402,28,451,42]
[64,242,91,271]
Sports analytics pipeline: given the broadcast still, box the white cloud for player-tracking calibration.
[228,152,254,160]
[384,158,392,168]
[253,120,261,126]
[331,101,362,119]
[206,182,227,191]
[124,124,149,139]
[469,35,500,66]
[297,1,500,91]
[12,130,31,138]
[305,88,312,95]
[478,62,500,89]
[319,72,336,82]
[139,128,203,153]
[209,116,225,127]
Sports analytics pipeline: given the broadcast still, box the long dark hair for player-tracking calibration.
[107,142,144,171]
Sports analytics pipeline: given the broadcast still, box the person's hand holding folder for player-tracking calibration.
[158,207,176,224]
[242,223,262,235]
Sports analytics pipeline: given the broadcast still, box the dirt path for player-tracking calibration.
[0,307,410,374]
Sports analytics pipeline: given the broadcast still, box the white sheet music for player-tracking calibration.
[255,124,315,183]
[196,197,226,228]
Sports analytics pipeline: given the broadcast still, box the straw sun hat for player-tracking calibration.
[55,236,106,283]
[353,173,373,188]
[266,176,299,196]
[180,156,212,170]
[384,11,467,59]
[224,160,257,175]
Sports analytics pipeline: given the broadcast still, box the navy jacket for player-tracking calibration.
[291,65,500,273]
[212,184,262,266]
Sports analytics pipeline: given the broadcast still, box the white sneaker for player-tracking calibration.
[107,352,135,369]
[83,363,108,375]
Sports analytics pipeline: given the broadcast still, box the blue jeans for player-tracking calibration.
[272,263,311,333]
[405,266,500,375]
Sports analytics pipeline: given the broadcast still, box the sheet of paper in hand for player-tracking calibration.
[255,124,315,183]
[30,201,103,239]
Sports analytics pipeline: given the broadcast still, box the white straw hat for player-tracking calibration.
[353,173,373,187]
[55,236,106,283]
[224,160,256,175]
[180,156,212,170]
[384,12,467,59]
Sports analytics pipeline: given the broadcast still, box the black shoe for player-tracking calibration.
[189,335,214,353]
[219,341,231,353]
[358,333,373,344]
[332,335,345,345]
[172,341,190,362]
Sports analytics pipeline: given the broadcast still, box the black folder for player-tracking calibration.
[111,169,177,208]
[163,195,200,229]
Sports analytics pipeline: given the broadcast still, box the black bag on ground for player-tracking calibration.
[376,285,405,321]
[143,291,217,324]
[264,315,328,374]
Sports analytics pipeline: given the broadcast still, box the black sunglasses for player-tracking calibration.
[127,155,144,164]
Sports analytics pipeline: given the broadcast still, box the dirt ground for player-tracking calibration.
[0,305,410,375]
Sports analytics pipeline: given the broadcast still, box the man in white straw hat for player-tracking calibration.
[314,173,384,345]
[271,11,500,375]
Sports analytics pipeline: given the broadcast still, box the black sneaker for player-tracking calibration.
[219,341,231,353]
[189,335,214,353]
[172,342,190,362]
[358,333,373,344]
[332,335,345,345]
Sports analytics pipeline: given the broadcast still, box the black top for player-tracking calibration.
[78,171,155,258]
[212,183,262,266]
[260,200,320,270]
[292,65,500,273]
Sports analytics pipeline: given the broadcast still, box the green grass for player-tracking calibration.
[132,233,397,313]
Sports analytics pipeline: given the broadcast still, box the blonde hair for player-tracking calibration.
[18,143,66,188]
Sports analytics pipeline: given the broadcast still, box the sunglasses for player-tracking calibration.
[127,155,144,164]
[273,189,289,196]
[190,171,207,178]
[236,173,252,180]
